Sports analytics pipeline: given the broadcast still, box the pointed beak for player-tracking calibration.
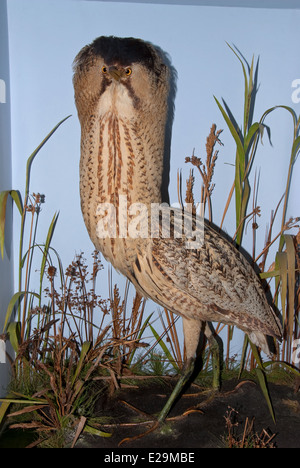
[108,66,123,81]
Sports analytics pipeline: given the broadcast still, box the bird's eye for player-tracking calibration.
[125,67,132,76]
[102,66,108,74]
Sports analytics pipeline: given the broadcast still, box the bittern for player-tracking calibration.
[73,36,282,423]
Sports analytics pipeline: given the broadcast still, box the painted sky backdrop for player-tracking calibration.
[5,0,300,354]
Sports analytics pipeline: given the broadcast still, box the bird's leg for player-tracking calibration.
[204,322,222,391]
[157,356,195,423]
[156,320,222,424]
[156,318,202,424]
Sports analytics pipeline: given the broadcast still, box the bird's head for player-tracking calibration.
[73,35,170,122]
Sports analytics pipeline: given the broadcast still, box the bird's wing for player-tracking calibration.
[133,209,282,341]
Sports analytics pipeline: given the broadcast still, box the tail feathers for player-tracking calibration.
[249,306,283,355]
[248,331,268,355]
[248,331,276,356]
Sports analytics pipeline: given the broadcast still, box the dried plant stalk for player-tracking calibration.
[185,124,223,221]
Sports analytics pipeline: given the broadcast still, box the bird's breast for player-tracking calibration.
[99,83,135,119]
[79,109,157,275]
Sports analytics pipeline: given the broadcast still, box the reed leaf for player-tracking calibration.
[291,135,300,162]
[276,251,288,328]
[10,190,23,215]
[0,190,22,259]
[2,291,40,333]
[7,404,48,418]
[127,312,153,367]
[284,234,296,337]
[18,116,71,298]
[71,341,92,386]
[24,116,71,204]
[238,335,249,379]
[0,191,10,259]
[71,416,87,448]
[255,368,276,424]
[6,321,21,353]
[39,211,59,299]
[84,424,112,438]
[263,360,300,378]
[249,340,275,423]
[149,323,180,372]
[244,122,260,152]
[214,95,247,242]
[258,105,300,234]
[0,395,12,427]
[225,42,250,133]
[0,392,47,405]
[259,270,281,279]
[213,96,245,159]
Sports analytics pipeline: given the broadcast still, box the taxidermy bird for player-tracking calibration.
[73,36,282,422]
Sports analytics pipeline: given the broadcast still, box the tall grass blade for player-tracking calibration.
[259,270,280,279]
[249,341,275,423]
[127,312,153,367]
[0,395,12,427]
[225,42,249,133]
[83,424,112,438]
[71,415,87,448]
[10,190,23,215]
[284,234,296,337]
[238,335,249,379]
[2,291,40,332]
[291,135,300,162]
[24,116,71,203]
[17,116,71,305]
[6,321,21,353]
[244,122,259,152]
[0,397,47,405]
[0,191,10,259]
[39,211,59,298]
[263,360,300,378]
[71,341,91,386]
[213,97,245,158]
[149,323,180,372]
[255,367,276,424]
[0,190,22,259]
[276,251,288,328]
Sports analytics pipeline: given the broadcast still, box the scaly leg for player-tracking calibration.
[156,319,222,423]
[204,322,222,391]
[157,318,201,423]
[157,356,196,423]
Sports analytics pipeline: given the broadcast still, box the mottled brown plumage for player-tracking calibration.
[73,36,170,277]
[73,37,282,397]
